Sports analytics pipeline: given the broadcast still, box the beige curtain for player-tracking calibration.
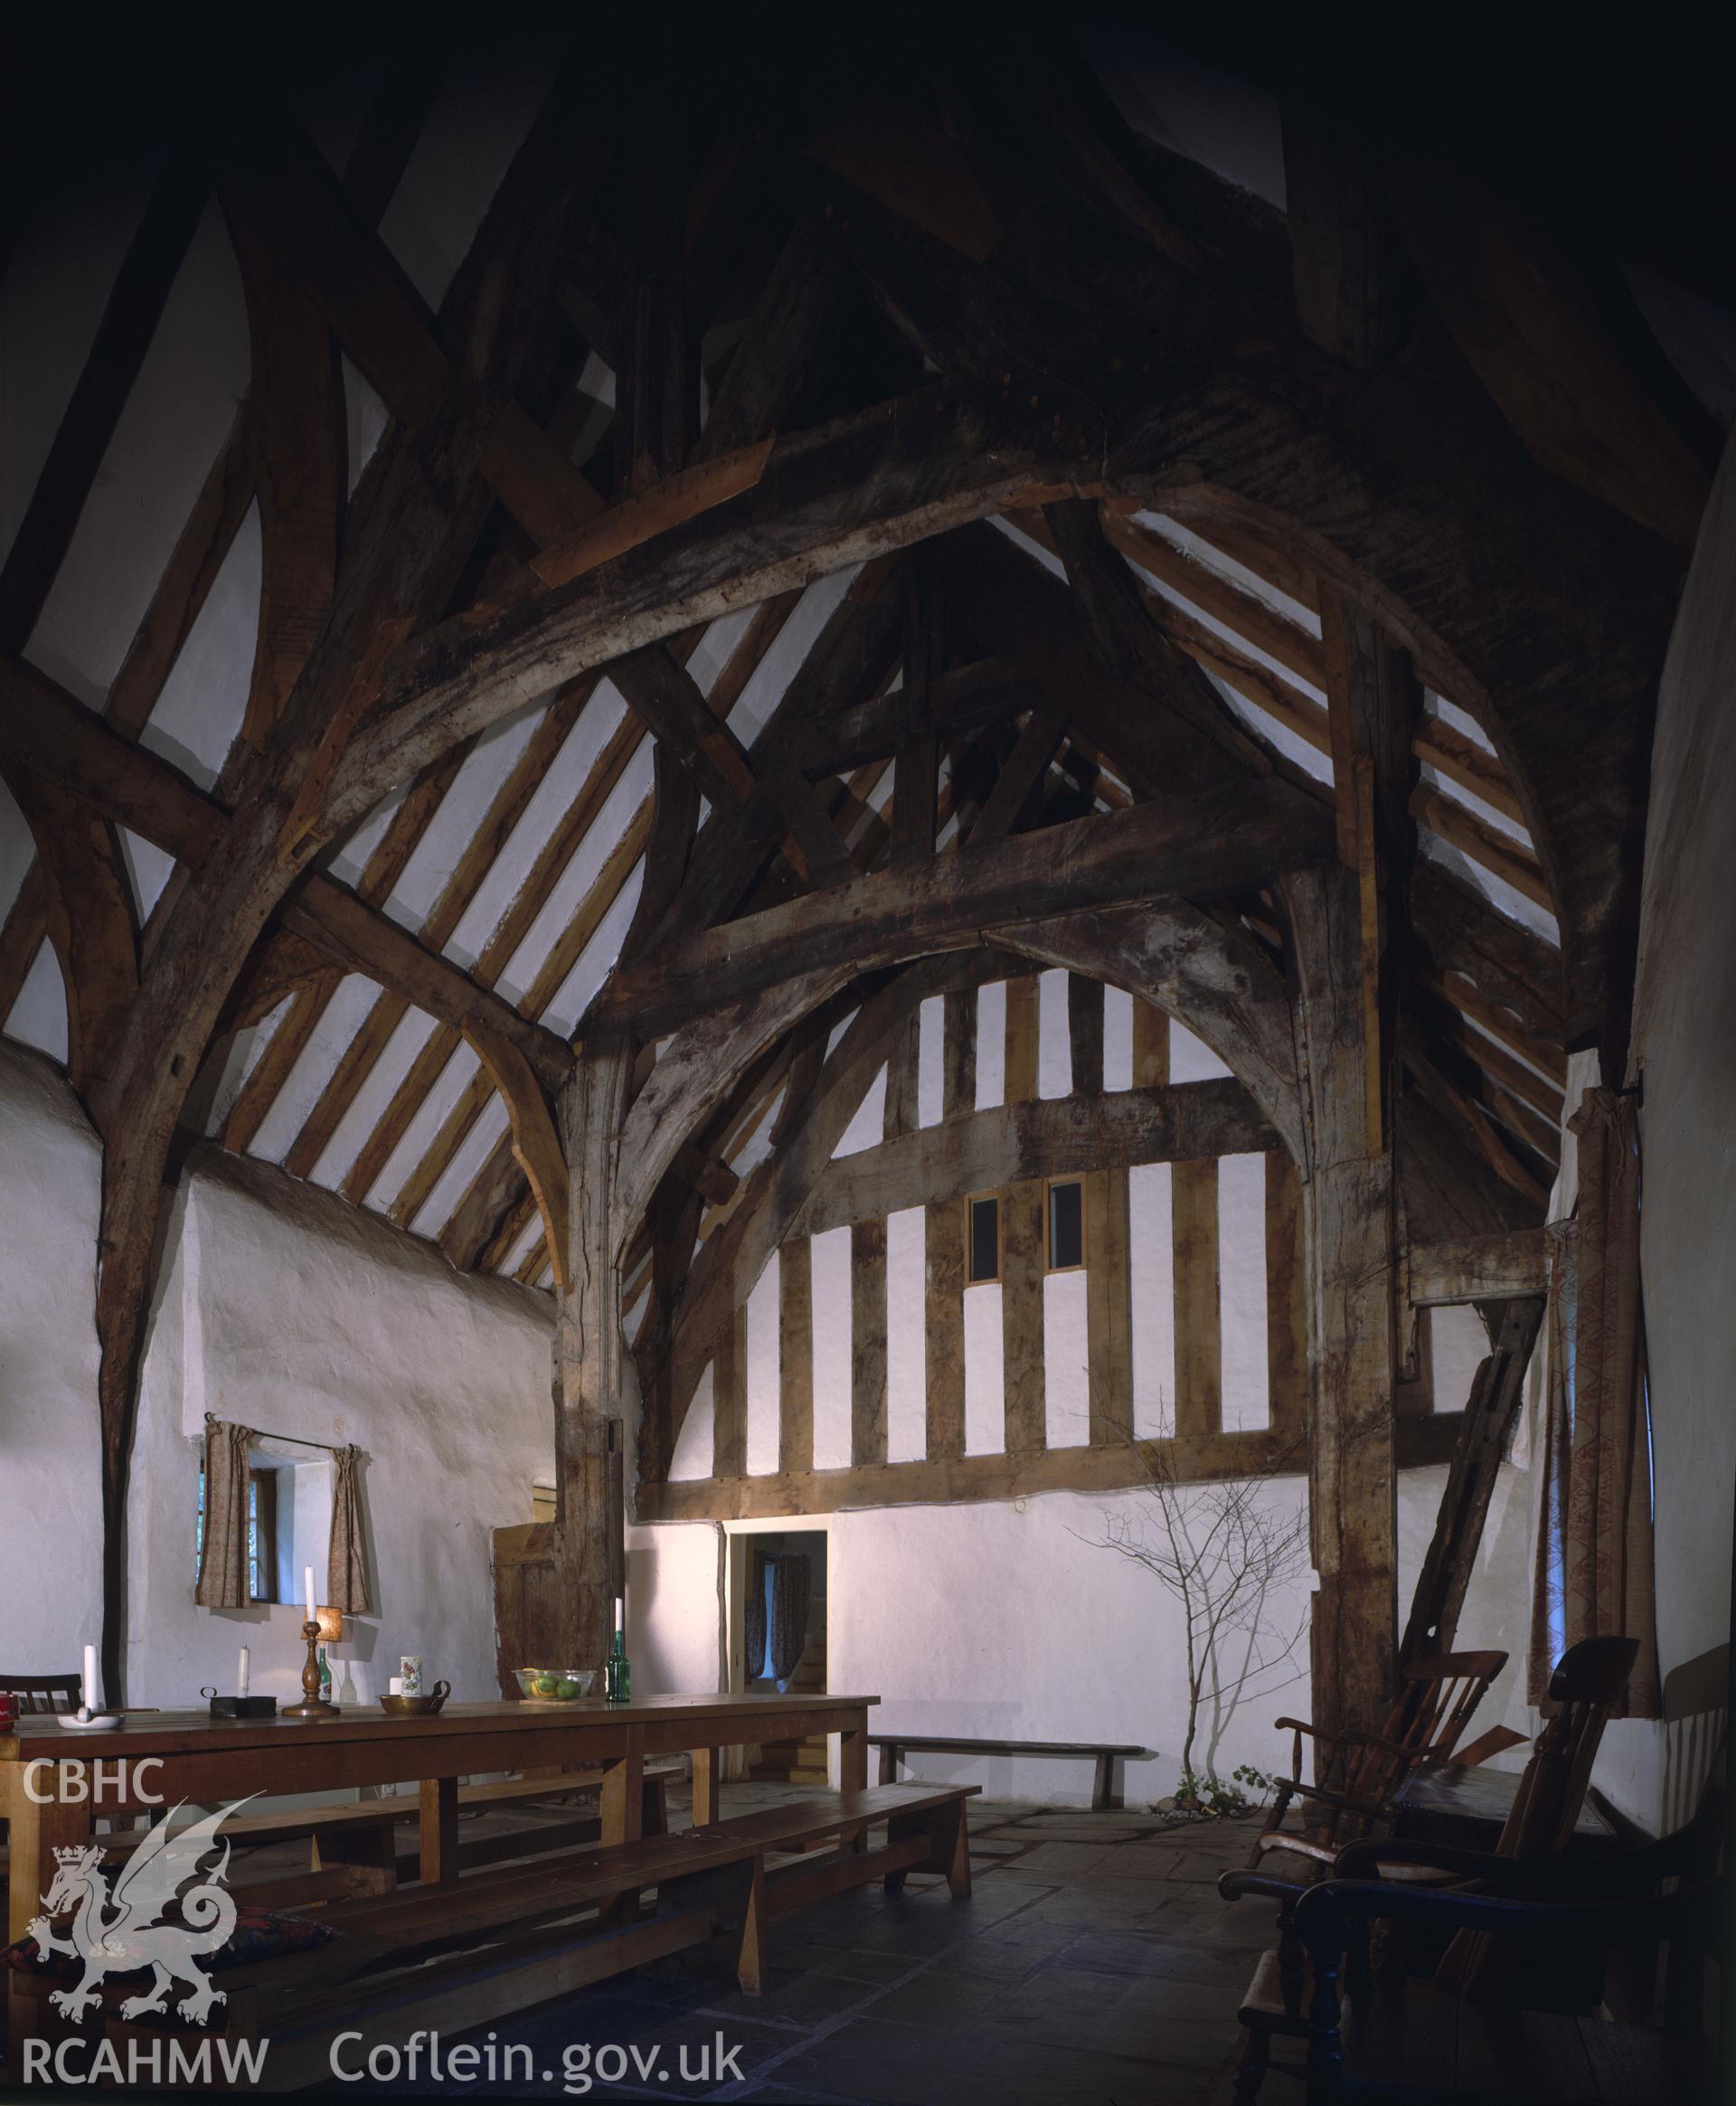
[327,1444,372,1616]
[1529,1088,1662,1715]
[194,1418,253,1609]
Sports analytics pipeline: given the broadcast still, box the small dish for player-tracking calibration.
[513,1667,595,1703]
[378,1680,450,1718]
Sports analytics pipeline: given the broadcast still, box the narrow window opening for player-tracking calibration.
[967,1193,1002,1283]
[1046,1177,1086,1271]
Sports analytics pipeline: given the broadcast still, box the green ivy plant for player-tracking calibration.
[1170,1762,1280,1818]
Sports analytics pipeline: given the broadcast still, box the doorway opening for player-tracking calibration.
[731,1529,827,1786]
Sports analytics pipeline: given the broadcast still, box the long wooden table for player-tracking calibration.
[1,1690,874,1950]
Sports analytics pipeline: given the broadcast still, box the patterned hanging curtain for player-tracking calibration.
[1529,1088,1662,1715]
[194,1419,254,1609]
[327,1444,373,1616]
[744,1549,771,1678]
[770,1552,811,1684]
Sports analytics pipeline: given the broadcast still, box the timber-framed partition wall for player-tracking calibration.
[636,971,1309,1525]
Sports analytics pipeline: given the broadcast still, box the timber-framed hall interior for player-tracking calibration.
[0,14,1731,2102]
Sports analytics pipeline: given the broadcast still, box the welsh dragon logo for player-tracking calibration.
[25,1798,257,2025]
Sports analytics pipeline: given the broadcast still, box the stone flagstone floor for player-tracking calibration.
[318,1783,1271,2103]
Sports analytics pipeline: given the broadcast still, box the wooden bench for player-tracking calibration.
[84,1761,679,1898]
[871,1732,1146,1810]
[69,1782,976,2089]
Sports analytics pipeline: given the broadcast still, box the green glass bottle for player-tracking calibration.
[317,1647,332,1703]
[603,1599,631,1705]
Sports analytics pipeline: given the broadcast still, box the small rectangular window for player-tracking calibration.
[248,1469,278,1603]
[1046,1177,1086,1271]
[967,1193,1002,1283]
[201,1466,281,1600]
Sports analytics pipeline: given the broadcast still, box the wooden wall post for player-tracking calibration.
[554,1028,631,1673]
[778,1240,814,1474]
[851,1218,889,1466]
[1172,1157,1224,1441]
[1001,975,1045,1452]
[926,987,973,1459]
[1284,863,1402,1744]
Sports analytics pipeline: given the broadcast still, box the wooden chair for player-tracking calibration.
[1291,1838,1724,2102]
[1238,1649,1511,2026]
[1425,1634,1639,1998]
[1254,1649,1513,1884]
[0,1671,81,1714]
[1222,1639,1637,2101]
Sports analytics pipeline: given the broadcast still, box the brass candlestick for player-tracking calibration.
[283,1620,340,1718]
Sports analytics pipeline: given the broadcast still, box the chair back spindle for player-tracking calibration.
[0,1671,82,1716]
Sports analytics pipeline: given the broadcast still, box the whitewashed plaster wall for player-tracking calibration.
[1593,430,1736,1833]
[626,1459,1530,1809]
[0,1040,554,1707]
[0,1042,106,1667]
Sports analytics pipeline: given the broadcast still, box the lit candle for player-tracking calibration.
[238,1648,250,1698]
[304,1567,316,1627]
[81,1645,99,1713]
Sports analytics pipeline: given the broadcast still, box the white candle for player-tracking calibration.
[81,1644,99,1712]
[305,1567,316,1626]
[614,1596,624,1634]
[389,1676,403,1696]
[237,1648,250,1698]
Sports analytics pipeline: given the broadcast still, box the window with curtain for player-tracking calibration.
[195,1468,278,1602]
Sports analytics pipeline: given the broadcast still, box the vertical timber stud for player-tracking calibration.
[1172,1159,1222,1441]
[778,1240,814,1474]
[852,1219,889,1466]
[1283,863,1401,1746]
[1302,587,1420,1739]
[557,1029,632,1675]
[714,1307,748,1481]
[1132,999,1169,1089]
[1073,977,1130,1445]
[892,555,941,866]
[927,987,974,1459]
[1265,1151,1309,1443]
[1002,977,1044,1452]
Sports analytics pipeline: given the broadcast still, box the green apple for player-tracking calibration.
[533,1673,559,1697]
[555,1677,580,1699]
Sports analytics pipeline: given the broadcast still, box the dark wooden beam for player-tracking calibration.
[1408,1231,1548,1307]
[1044,496,1271,788]
[332,381,1094,824]
[699,207,844,462]
[600,778,1330,1034]
[890,555,941,864]
[1384,150,1709,550]
[1281,101,1410,370]
[0,656,572,1091]
[797,1076,1277,1239]
[5,773,138,1098]
[1282,861,1400,1744]
[0,157,207,655]
[66,71,588,1706]
[653,562,904,941]
[636,1428,1304,1524]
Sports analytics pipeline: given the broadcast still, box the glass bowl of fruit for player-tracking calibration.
[513,1667,596,1703]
